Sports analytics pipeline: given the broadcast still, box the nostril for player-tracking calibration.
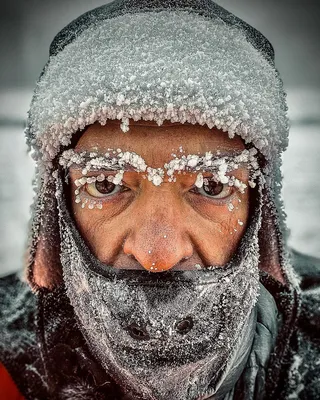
[175,317,194,334]
[127,323,150,340]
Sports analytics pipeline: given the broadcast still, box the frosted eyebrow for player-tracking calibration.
[60,147,262,210]
[70,161,136,173]
[59,149,148,174]
[179,150,249,174]
[60,148,249,171]
[59,147,261,189]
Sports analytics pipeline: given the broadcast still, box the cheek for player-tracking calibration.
[185,190,250,265]
[211,191,250,263]
[71,205,124,262]
[70,188,121,260]
[186,188,249,226]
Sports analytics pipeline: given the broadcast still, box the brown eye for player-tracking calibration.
[193,178,232,199]
[86,180,121,198]
[95,180,116,194]
[203,180,224,196]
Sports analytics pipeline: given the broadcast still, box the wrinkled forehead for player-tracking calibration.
[74,120,246,166]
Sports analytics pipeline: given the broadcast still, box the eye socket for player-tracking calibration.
[192,178,233,199]
[86,180,123,198]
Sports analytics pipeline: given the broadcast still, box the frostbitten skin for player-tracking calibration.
[69,119,250,272]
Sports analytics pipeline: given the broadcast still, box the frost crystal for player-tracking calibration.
[146,167,164,187]
[195,173,204,188]
[60,147,262,209]
[26,10,288,171]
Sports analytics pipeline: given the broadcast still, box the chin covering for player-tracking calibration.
[23,1,302,399]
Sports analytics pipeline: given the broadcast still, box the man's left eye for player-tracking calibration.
[86,181,123,198]
[192,179,233,199]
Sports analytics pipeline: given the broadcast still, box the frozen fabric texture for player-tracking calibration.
[229,283,281,400]
[2,270,300,400]
[0,274,123,400]
[27,10,287,168]
[50,0,275,63]
[0,274,44,400]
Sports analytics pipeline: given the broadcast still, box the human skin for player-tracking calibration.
[68,119,250,272]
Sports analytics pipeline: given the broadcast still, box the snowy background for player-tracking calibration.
[0,0,319,275]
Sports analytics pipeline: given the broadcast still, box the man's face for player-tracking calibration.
[68,119,250,272]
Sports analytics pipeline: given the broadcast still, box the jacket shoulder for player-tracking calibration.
[290,248,320,290]
[0,273,36,338]
[286,250,320,399]
[0,273,37,371]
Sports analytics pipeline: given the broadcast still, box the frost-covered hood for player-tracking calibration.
[25,0,299,291]
[28,1,287,167]
[23,1,302,399]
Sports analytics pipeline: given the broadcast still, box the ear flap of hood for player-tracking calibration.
[24,0,300,292]
[26,177,62,290]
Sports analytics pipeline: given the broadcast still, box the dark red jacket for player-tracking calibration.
[0,364,24,400]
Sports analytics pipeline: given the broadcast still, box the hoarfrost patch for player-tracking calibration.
[26,10,288,170]
[59,147,261,209]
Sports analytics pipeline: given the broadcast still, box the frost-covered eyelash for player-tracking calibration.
[75,174,237,210]
[195,173,248,193]
[59,147,261,187]
[74,173,125,209]
[60,147,261,209]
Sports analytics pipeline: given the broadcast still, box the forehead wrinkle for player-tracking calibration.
[76,120,246,154]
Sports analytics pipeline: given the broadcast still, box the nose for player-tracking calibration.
[123,198,193,272]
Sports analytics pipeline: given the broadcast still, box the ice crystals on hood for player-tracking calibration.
[26,10,288,172]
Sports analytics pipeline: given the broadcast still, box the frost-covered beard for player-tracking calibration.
[56,174,262,400]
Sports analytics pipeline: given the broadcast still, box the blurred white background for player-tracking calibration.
[0,0,319,275]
